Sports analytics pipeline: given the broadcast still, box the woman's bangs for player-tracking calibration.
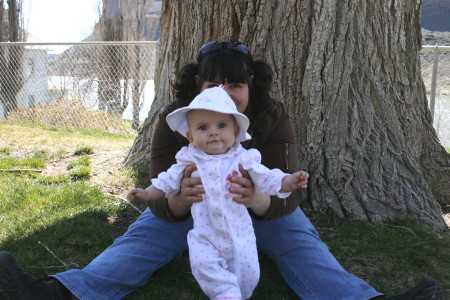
[200,52,251,84]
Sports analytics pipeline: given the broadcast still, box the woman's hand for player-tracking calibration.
[167,164,204,218]
[229,164,271,216]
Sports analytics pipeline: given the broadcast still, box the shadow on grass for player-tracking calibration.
[307,209,450,298]
[0,206,298,300]
[1,210,121,277]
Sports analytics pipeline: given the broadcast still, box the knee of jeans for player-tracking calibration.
[118,212,192,251]
[258,223,325,258]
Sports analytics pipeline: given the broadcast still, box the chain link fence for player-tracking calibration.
[0,42,449,145]
[0,42,157,134]
[420,45,450,148]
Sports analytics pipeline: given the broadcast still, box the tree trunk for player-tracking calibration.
[97,44,124,113]
[128,1,146,131]
[0,0,24,117]
[98,0,124,114]
[125,0,449,229]
[131,45,145,131]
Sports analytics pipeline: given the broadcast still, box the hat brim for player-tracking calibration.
[166,107,251,143]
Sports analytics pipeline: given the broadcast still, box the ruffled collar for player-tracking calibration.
[188,142,244,160]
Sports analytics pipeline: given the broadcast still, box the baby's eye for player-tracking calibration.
[199,125,207,131]
[207,83,219,88]
[218,123,227,128]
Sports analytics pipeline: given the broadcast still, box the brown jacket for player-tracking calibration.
[148,100,301,222]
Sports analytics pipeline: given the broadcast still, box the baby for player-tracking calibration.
[128,86,308,300]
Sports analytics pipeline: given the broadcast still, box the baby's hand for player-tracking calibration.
[294,171,309,189]
[127,188,149,201]
[281,171,309,193]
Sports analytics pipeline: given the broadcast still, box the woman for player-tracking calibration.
[0,40,442,300]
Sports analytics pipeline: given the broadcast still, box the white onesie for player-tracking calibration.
[152,143,290,300]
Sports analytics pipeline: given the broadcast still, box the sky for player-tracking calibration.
[22,0,101,43]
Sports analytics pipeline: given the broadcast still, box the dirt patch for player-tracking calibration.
[41,148,147,236]
[43,149,129,191]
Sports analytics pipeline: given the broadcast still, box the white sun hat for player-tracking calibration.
[166,86,251,142]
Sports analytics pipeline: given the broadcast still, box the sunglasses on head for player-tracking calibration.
[200,41,250,56]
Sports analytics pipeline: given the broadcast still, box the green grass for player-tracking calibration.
[0,157,46,169]
[74,145,94,156]
[67,154,93,181]
[67,156,91,170]
[0,172,127,274]
[0,120,134,152]
[68,165,92,181]
[0,147,12,156]
[0,121,449,299]
[307,211,450,296]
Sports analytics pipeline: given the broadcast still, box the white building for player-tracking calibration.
[0,34,51,118]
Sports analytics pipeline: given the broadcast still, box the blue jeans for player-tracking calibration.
[53,207,382,300]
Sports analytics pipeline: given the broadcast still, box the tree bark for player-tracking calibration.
[0,0,24,117]
[98,0,124,114]
[125,0,448,229]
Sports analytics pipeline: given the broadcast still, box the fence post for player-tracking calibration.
[429,44,439,123]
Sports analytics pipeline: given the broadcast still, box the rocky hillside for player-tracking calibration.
[90,0,162,42]
[421,0,450,45]
[88,1,448,46]
[421,0,450,14]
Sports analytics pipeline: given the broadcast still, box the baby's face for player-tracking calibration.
[186,110,239,155]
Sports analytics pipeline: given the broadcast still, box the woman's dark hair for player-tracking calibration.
[173,63,198,107]
[173,41,278,127]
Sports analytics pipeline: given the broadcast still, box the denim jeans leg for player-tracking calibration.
[253,207,383,300]
[53,208,193,300]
